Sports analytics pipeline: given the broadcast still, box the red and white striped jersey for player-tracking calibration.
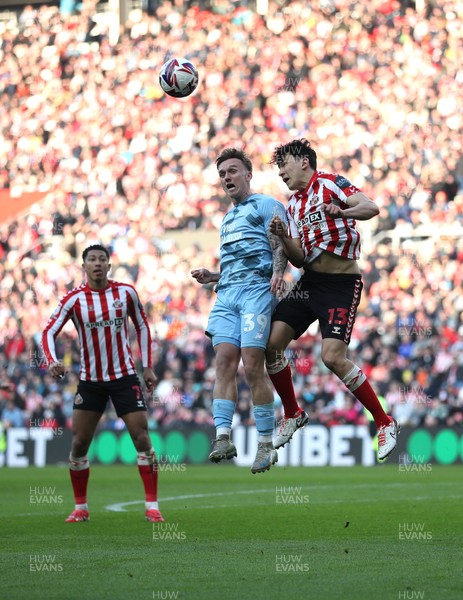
[287,170,364,263]
[41,281,152,382]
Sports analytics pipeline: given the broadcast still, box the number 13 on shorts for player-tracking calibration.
[327,308,348,324]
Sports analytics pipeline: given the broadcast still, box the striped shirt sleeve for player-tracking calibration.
[125,285,152,369]
[41,293,76,365]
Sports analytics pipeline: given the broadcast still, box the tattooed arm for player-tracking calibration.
[269,216,305,268]
[268,230,288,296]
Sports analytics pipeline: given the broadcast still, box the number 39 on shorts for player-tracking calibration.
[243,312,268,332]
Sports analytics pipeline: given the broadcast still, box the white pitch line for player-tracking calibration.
[105,488,275,512]
[104,490,463,513]
[15,480,462,517]
[105,481,434,512]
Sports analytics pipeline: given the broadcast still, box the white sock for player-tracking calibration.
[145,501,159,510]
[75,503,88,510]
[217,427,231,437]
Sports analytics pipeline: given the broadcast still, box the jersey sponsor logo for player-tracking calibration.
[222,223,236,234]
[296,210,328,232]
[308,211,322,224]
[74,393,83,405]
[335,175,352,189]
[85,317,124,330]
[296,211,319,228]
[221,231,243,244]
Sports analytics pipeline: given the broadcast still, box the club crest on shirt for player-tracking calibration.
[112,300,123,309]
[87,305,94,311]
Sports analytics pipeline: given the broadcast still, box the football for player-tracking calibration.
[159,57,199,98]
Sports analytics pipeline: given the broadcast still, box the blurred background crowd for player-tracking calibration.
[0,0,462,437]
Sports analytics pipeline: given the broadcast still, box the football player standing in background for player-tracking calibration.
[266,138,399,460]
[191,148,296,473]
[42,244,164,522]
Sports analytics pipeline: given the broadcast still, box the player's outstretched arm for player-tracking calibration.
[190,268,220,284]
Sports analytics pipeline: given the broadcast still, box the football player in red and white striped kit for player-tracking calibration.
[265,139,399,460]
[41,244,164,523]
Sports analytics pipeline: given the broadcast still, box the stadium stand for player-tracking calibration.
[0,0,462,436]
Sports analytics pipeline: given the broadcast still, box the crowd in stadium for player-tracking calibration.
[1,0,462,435]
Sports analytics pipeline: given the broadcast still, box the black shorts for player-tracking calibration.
[73,374,146,417]
[272,270,363,344]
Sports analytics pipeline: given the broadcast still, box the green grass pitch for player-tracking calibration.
[1,464,462,600]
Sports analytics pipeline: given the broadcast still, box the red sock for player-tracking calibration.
[352,380,390,428]
[138,462,158,502]
[69,468,89,505]
[268,364,301,419]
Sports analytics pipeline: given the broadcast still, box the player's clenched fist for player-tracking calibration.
[191,268,219,284]
[323,203,345,218]
[269,216,288,238]
[49,361,66,380]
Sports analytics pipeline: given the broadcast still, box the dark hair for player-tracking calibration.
[270,138,317,169]
[82,244,110,261]
[216,148,253,173]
